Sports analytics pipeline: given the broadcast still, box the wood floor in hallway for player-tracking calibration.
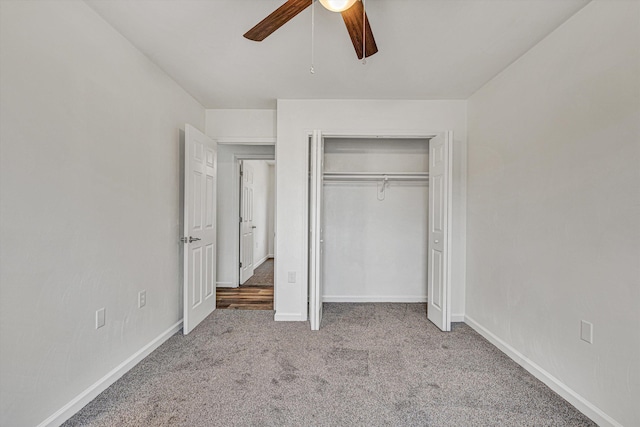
[216,259,274,310]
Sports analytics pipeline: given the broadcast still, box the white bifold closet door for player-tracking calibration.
[427,132,453,332]
[309,130,324,331]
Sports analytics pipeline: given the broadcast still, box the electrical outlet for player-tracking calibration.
[580,320,593,344]
[287,271,296,283]
[95,308,106,329]
[138,290,146,308]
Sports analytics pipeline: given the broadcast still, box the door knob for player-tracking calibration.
[435,240,440,244]
[181,236,201,243]
[252,226,257,229]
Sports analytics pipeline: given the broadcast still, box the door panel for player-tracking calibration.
[183,124,217,335]
[309,130,324,330]
[427,132,452,332]
[205,243,215,298]
[239,162,255,284]
[192,246,202,307]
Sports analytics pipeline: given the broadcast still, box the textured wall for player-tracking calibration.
[466,2,640,425]
[0,1,205,425]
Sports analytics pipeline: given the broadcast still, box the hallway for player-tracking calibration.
[216,259,274,310]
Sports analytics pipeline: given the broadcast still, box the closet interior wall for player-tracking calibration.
[322,138,430,302]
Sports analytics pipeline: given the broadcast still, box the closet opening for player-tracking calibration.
[308,132,453,332]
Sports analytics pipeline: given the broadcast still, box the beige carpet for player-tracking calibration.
[64,304,594,426]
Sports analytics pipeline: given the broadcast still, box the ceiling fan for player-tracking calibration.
[244,0,378,59]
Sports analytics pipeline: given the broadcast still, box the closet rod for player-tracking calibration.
[323,172,429,181]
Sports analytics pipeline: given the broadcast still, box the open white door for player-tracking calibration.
[239,161,255,284]
[427,131,453,332]
[309,130,324,330]
[183,124,217,335]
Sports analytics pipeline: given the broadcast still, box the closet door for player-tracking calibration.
[309,130,324,330]
[427,132,452,332]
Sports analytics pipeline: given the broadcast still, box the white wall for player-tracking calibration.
[322,138,429,301]
[214,146,275,287]
[0,1,205,426]
[276,100,467,321]
[244,160,272,267]
[205,109,276,140]
[466,2,640,426]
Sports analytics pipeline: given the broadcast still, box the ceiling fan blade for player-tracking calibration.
[244,0,312,41]
[341,1,378,59]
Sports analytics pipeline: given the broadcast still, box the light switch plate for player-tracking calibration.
[287,271,296,283]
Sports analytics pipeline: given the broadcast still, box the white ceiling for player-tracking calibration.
[86,0,589,109]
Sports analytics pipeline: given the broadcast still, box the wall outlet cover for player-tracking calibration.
[580,320,593,344]
[138,290,146,308]
[96,308,106,329]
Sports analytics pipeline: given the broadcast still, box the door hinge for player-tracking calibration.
[239,261,243,268]
[239,216,243,223]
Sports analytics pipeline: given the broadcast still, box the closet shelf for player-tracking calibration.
[323,172,429,182]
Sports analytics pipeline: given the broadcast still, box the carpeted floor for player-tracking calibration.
[64,304,594,426]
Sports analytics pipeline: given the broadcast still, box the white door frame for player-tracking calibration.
[305,130,453,331]
[232,154,275,288]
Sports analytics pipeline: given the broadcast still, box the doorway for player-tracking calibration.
[217,155,275,310]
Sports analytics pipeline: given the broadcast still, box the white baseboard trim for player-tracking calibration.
[216,281,235,288]
[254,255,269,269]
[274,311,305,321]
[37,320,183,427]
[267,254,274,259]
[464,315,621,427]
[322,295,427,303]
[451,313,465,322]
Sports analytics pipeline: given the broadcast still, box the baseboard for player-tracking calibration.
[37,320,183,427]
[267,254,274,259]
[464,315,622,427]
[254,255,269,269]
[216,281,235,288]
[322,295,427,303]
[450,313,465,322]
[274,311,305,321]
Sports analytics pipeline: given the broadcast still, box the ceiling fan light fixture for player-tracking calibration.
[318,0,357,13]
